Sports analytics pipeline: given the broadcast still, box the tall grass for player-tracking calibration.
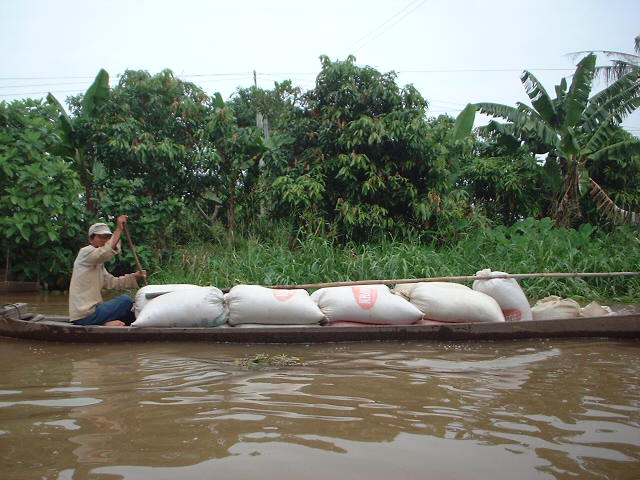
[151,218,639,303]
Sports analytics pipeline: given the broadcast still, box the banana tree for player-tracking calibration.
[47,69,110,214]
[569,35,639,85]
[453,54,640,226]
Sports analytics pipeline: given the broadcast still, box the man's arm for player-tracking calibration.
[107,215,127,252]
[102,267,139,290]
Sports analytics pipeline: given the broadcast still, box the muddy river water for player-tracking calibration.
[1,293,639,480]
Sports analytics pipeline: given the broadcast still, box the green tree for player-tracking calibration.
[454,54,640,227]
[0,99,84,285]
[585,127,640,224]
[228,81,304,220]
[229,80,302,130]
[199,93,265,239]
[270,56,472,239]
[461,135,549,224]
[69,69,212,254]
[47,69,110,214]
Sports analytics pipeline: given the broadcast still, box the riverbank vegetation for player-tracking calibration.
[151,219,639,303]
[1,52,638,301]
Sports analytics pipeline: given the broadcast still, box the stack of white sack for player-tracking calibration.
[472,269,532,322]
[311,285,423,325]
[402,282,505,323]
[134,284,201,317]
[132,286,227,327]
[226,285,325,327]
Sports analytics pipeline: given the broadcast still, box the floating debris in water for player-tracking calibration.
[234,353,303,368]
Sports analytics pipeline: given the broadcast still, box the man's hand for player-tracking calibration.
[107,215,127,250]
[117,215,128,230]
[134,270,147,280]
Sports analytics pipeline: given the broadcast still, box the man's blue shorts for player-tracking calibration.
[73,294,135,326]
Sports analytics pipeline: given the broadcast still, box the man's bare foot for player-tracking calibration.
[104,320,126,326]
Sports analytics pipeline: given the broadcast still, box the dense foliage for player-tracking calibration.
[1,54,638,292]
[455,54,640,227]
[0,100,84,287]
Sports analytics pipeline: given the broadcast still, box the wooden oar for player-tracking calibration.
[123,223,147,286]
[221,271,640,292]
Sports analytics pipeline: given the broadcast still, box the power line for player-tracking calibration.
[0,66,578,91]
[253,71,316,76]
[428,98,468,107]
[0,81,98,89]
[0,71,252,80]
[0,89,87,98]
[346,0,429,54]
[397,67,575,73]
[0,75,95,81]
[179,72,252,78]
[190,76,253,84]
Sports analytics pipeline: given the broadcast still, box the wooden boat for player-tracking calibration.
[1,303,639,344]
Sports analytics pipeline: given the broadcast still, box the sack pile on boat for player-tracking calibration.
[130,269,539,328]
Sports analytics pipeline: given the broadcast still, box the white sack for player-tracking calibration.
[393,281,470,299]
[310,285,423,324]
[408,282,505,323]
[132,287,227,327]
[135,284,201,317]
[531,296,581,320]
[231,323,317,328]
[472,269,532,322]
[226,285,325,326]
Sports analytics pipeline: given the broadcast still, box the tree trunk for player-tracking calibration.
[76,150,97,215]
[82,174,96,215]
[553,159,582,227]
[227,178,236,243]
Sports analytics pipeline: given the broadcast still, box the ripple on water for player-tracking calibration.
[0,397,102,408]
[0,338,638,480]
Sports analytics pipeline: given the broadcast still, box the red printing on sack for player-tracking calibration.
[271,290,296,302]
[351,287,378,310]
[503,309,522,322]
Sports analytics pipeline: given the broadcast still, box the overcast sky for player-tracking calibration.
[1,0,638,134]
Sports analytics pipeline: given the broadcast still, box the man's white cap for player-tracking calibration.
[88,223,112,236]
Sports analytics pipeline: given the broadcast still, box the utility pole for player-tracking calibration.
[254,70,270,217]
[253,70,271,141]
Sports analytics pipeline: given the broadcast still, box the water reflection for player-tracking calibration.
[0,339,638,480]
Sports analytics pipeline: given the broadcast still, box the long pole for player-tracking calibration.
[123,224,147,286]
[228,271,640,292]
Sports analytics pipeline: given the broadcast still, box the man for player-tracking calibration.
[69,215,147,326]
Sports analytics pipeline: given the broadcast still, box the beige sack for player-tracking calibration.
[408,282,505,323]
[531,296,581,320]
[392,283,417,299]
[581,301,612,317]
[226,285,325,326]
